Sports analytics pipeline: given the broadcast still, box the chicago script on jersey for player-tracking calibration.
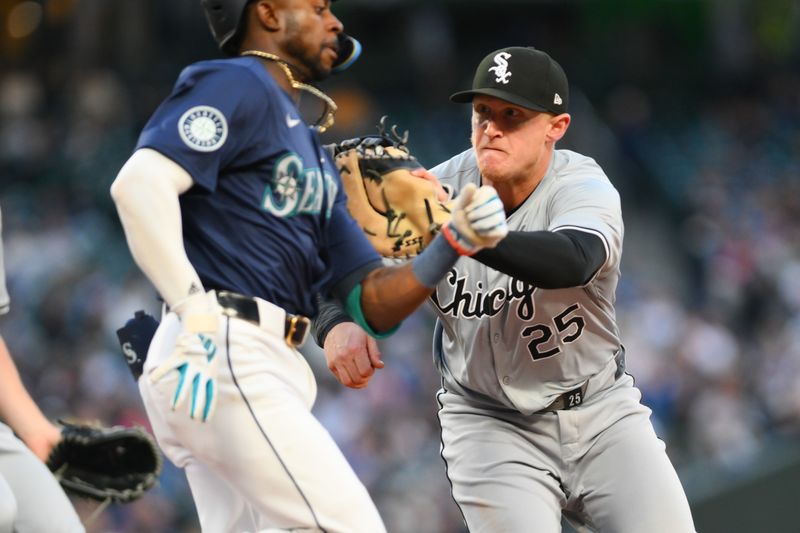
[431,270,536,320]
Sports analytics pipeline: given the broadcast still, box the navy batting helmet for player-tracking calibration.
[199,0,360,71]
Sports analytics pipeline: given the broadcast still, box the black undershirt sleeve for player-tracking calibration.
[312,259,383,347]
[473,229,607,289]
[313,293,353,348]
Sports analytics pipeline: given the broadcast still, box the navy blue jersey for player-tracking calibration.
[136,57,381,316]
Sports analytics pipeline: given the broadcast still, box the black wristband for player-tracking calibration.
[312,294,353,347]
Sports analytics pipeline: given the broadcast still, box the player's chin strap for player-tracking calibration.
[241,50,337,133]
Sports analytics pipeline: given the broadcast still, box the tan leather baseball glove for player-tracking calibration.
[331,118,451,258]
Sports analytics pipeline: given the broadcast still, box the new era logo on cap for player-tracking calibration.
[450,46,569,115]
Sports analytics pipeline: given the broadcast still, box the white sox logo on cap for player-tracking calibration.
[178,105,228,152]
[488,52,512,84]
[450,47,568,115]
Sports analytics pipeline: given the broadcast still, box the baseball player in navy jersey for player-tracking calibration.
[318,47,696,532]
[0,205,85,533]
[110,1,508,531]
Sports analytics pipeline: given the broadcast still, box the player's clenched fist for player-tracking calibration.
[324,322,384,389]
[442,183,508,255]
[149,292,219,423]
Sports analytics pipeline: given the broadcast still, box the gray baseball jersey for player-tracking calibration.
[430,148,695,533]
[430,148,623,415]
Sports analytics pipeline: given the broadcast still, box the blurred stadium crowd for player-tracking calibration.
[1,0,799,531]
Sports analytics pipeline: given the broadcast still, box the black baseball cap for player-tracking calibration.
[450,46,568,114]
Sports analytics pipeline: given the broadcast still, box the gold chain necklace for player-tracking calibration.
[241,50,337,133]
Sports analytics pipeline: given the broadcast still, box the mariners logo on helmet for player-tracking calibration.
[178,105,228,152]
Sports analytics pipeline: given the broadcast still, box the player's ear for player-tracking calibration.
[253,0,282,32]
[547,113,571,143]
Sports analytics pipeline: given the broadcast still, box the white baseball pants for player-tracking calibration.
[438,375,696,533]
[140,310,385,533]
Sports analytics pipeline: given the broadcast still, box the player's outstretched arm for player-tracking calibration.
[0,335,61,461]
[412,168,609,289]
[356,260,438,332]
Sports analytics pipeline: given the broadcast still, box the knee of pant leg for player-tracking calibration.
[0,494,18,533]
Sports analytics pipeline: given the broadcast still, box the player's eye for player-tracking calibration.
[474,104,490,118]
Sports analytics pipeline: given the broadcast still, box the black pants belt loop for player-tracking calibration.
[216,291,311,348]
[540,346,627,413]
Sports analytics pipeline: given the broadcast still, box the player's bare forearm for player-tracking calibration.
[0,335,61,460]
[359,263,434,332]
[0,335,46,425]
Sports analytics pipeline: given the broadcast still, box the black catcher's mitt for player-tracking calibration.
[46,421,162,503]
[331,117,452,258]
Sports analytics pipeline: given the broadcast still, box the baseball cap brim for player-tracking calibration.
[450,88,553,113]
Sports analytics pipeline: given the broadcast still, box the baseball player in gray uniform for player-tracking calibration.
[0,205,85,533]
[319,47,696,532]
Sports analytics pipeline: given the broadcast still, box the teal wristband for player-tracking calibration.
[412,233,460,288]
[345,284,400,339]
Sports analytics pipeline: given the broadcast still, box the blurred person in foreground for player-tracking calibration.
[318,46,696,532]
[109,0,508,531]
[0,205,85,533]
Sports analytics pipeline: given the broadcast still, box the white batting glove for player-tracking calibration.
[149,292,219,423]
[442,183,509,255]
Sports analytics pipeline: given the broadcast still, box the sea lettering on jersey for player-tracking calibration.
[262,151,337,218]
[431,270,536,320]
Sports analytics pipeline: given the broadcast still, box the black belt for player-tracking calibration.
[539,346,626,412]
[216,291,311,348]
